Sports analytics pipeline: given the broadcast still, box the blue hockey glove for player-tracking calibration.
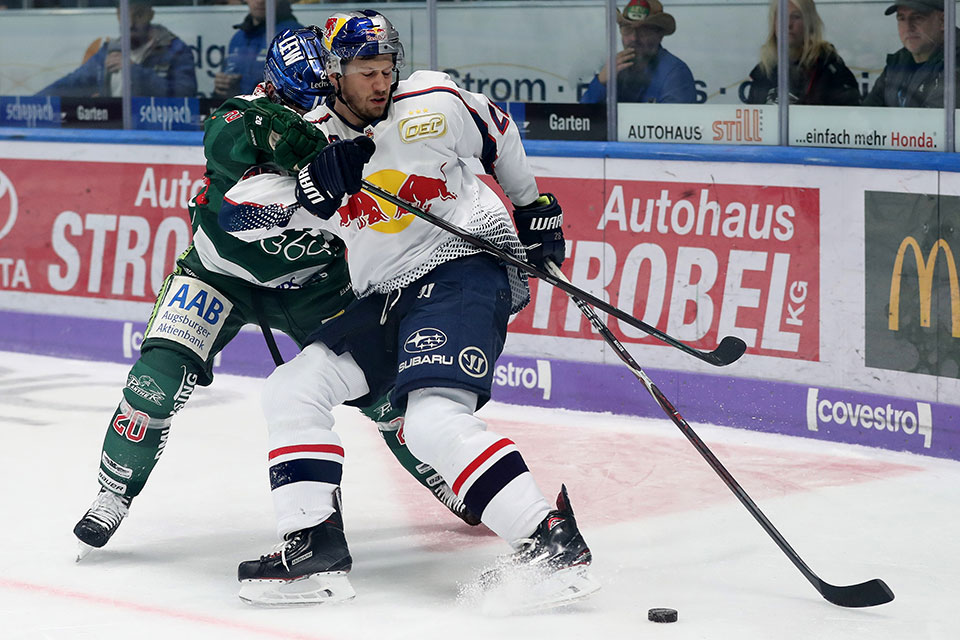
[513,193,565,269]
[295,136,376,219]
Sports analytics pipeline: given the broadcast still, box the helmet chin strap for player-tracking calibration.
[332,77,370,126]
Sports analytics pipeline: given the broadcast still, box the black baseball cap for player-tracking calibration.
[885,0,943,15]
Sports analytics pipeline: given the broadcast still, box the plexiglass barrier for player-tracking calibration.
[0,0,955,150]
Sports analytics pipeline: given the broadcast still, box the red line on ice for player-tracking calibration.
[0,577,332,640]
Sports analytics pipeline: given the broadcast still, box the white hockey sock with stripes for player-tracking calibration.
[404,387,551,544]
[261,342,369,538]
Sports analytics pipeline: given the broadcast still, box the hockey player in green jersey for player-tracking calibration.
[73,27,477,560]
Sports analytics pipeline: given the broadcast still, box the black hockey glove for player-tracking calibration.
[513,193,566,269]
[243,99,327,171]
[295,136,376,220]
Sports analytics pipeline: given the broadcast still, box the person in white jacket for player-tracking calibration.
[223,10,598,611]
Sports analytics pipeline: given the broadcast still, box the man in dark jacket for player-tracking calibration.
[36,0,197,98]
[864,0,958,107]
[212,0,302,99]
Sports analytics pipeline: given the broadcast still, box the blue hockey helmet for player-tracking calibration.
[319,10,405,77]
[263,27,332,112]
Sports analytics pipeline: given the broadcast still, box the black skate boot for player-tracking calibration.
[480,485,600,613]
[515,484,592,571]
[432,480,482,527]
[74,489,132,560]
[238,497,355,606]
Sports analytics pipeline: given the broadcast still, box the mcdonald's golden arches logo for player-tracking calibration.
[888,236,960,338]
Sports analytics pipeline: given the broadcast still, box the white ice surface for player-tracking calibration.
[1,350,957,639]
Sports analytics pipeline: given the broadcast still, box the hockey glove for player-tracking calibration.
[513,193,566,269]
[243,99,327,171]
[295,136,376,220]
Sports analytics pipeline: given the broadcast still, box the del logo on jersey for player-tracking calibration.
[399,113,447,143]
[337,167,457,232]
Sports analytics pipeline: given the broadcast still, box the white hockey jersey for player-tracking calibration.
[224,70,540,312]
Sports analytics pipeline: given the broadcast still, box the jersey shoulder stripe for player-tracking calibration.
[393,85,461,102]
[308,113,333,126]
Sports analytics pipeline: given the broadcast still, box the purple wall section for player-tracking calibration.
[0,310,292,380]
[491,354,960,462]
[3,309,958,462]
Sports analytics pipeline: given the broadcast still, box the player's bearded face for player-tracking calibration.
[337,55,395,122]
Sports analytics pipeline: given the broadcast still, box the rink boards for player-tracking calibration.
[0,134,957,462]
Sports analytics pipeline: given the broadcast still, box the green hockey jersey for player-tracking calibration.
[188,94,348,291]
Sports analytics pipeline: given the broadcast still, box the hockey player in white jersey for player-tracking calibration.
[71,27,478,564]
[223,10,599,610]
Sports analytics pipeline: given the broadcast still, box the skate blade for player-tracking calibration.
[76,541,96,563]
[238,571,356,607]
[481,565,601,615]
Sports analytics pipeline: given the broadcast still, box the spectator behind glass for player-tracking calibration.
[36,0,197,98]
[580,0,696,104]
[212,0,302,99]
[864,0,959,107]
[746,0,859,105]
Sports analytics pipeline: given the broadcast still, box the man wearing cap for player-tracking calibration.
[579,0,696,104]
[864,0,959,107]
[36,0,197,98]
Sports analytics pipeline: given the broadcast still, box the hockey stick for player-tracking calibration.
[360,180,746,367]
[543,259,894,608]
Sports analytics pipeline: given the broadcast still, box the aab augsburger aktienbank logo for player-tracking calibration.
[0,169,17,242]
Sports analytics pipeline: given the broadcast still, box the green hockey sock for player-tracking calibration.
[98,399,172,498]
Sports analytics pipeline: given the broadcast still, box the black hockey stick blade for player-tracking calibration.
[818,577,895,608]
[706,336,747,367]
[360,179,745,367]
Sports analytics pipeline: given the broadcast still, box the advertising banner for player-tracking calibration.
[506,103,607,142]
[492,354,960,462]
[0,96,61,128]
[864,191,960,378]
[0,96,204,131]
[511,176,821,361]
[618,104,778,145]
[0,159,200,303]
[0,155,820,368]
[790,106,943,152]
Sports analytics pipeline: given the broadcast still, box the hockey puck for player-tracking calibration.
[648,607,678,623]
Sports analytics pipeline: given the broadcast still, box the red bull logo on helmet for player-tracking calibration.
[322,17,347,48]
[336,168,457,233]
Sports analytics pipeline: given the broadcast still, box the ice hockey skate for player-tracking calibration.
[73,489,132,561]
[238,500,355,606]
[475,484,600,614]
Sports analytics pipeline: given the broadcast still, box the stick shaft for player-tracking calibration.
[544,261,893,608]
[360,180,744,367]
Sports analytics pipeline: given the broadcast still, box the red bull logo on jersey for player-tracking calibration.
[336,167,457,233]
